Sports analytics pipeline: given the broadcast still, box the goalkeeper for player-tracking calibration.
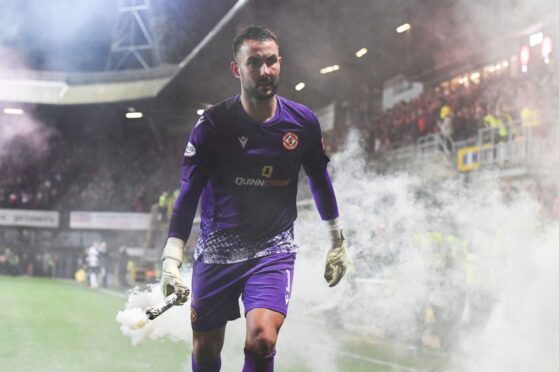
[160,26,346,372]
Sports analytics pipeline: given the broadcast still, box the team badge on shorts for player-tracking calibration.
[282,132,299,150]
[191,306,198,323]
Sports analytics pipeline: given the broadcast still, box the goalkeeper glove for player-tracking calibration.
[160,237,189,305]
[324,218,347,287]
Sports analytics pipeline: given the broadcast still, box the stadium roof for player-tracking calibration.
[0,0,557,110]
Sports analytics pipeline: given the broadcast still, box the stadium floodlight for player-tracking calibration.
[196,109,205,116]
[126,112,143,119]
[320,65,340,74]
[295,82,305,91]
[355,48,368,58]
[397,23,411,33]
[4,108,24,115]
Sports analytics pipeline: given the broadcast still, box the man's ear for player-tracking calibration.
[230,61,240,79]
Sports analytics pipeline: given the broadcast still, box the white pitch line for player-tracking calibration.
[291,339,423,372]
[100,288,127,299]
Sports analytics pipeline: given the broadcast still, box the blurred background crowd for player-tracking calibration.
[2,66,557,213]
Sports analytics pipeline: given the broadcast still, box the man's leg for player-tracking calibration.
[192,326,226,372]
[243,308,285,372]
[241,253,295,372]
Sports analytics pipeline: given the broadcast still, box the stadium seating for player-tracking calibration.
[1,67,557,212]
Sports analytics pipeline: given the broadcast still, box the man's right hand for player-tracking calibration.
[160,237,189,305]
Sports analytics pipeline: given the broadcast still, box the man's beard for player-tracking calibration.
[244,76,279,100]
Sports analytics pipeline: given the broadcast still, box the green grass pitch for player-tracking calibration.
[0,276,188,372]
[0,276,446,371]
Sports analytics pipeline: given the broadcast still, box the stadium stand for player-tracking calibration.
[1,67,558,212]
[0,113,182,211]
[363,69,556,154]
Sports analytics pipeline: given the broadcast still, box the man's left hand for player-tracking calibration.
[324,229,347,287]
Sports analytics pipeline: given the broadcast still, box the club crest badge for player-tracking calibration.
[282,132,299,150]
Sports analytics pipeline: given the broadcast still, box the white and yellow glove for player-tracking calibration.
[160,237,189,305]
[324,218,347,287]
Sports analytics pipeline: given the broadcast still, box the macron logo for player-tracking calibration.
[238,136,248,149]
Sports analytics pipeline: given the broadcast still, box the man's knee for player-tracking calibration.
[193,328,225,364]
[245,326,278,356]
[193,340,220,363]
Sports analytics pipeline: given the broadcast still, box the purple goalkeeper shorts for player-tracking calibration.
[190,253,295,332]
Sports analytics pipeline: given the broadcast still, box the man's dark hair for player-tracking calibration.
[233,26,279,59]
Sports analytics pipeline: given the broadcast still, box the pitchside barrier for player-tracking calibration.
[0,209,59,228]
[383,119,559,176]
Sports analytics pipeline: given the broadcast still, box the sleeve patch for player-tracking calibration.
[184,142,196,157]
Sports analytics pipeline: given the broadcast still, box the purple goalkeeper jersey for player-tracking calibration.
[169,95,339,263]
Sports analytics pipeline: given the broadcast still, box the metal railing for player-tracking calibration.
[382,120,558,173]
[417,132,453,158]
[474,122,557,167]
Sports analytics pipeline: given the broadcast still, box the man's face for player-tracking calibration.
[231,39,281,100]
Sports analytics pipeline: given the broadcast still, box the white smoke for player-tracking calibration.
[451,222,559,372]
[118,134,558,371]
[454,0,558,41]
[0,112,53,165]
[0,1,116,72]
[116,282,191,347]
[0,48,53,165]
[294,134,559,371]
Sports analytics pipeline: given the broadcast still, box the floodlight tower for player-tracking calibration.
[106,0,160,70]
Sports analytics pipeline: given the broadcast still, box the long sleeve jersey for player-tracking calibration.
[168,95,339,263]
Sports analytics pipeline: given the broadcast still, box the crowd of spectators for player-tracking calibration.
[0,130,69,209]
[1,65,558,213]
[0,114,180,212]
[0,247,63,277]
[357,67,557,153]
[58,119,180,212]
